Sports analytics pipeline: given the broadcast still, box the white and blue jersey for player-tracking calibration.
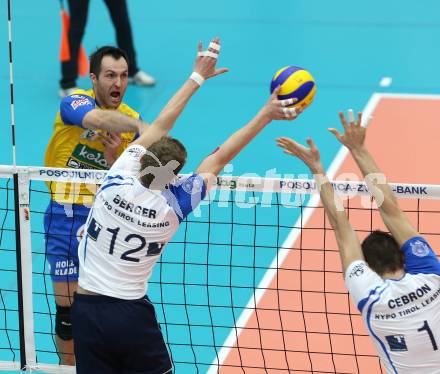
[78,144,206,299]
[345,237,440,373]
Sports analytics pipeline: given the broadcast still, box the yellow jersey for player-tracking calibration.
[45,89,140,205]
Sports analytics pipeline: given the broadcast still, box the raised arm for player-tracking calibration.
[196,87,299,182]
[329,111,418,246]
[132,37,228,149]
[277,137,363,273]
[60,94,147,133]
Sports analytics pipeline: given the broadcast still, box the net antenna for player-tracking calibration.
[6,0,27,371]
[7,0,17,170]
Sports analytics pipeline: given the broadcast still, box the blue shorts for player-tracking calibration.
[44,201,90,282]
[71,293,172,374]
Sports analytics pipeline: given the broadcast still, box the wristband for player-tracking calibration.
[190,72,205,86]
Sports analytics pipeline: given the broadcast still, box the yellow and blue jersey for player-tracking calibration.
[45,88,140,205]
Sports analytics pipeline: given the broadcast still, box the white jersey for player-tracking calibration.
[345,237,440,374]
[78,145,206,299]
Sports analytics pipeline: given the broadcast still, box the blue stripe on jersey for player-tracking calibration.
[357,285,382,313]
[366,284,399,374]
[103,174,126,183]
[98,180,134,196]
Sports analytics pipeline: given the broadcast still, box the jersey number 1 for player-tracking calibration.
[417,320,438,351]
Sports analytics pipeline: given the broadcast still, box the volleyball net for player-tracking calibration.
[0,165,440,373]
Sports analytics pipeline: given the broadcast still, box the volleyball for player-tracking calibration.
[270,66,316,109]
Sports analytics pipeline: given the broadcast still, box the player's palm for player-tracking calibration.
[329,111,366,150]
[277,137,322,171]
[194,37,228,79]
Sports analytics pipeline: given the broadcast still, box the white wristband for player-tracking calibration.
[190,72,205,86]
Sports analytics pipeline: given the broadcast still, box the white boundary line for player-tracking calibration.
[376,93,440,100]
[207,92,440,371]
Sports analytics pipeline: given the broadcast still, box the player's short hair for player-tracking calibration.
[361,230,404,276]
[89,46,129,77]
[139,137,187,188]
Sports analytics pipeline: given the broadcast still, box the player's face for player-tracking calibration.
[92,55,129,109]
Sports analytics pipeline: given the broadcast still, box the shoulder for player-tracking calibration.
[74,88,93,97]
[345,260,385,312]
[59,89,96,127]
[61,90,95,107]
[106,144,147,178]
[402,236,440,276]
[168,174,206,199]
[118,102,140,119]
[61,88,94,106]
[345,260,383,285]
[163,174,207,222]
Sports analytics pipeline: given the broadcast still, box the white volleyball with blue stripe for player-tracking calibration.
[270,66,316,110]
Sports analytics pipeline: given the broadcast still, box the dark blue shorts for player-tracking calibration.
[44,201,90,282]
[71,293,172,374]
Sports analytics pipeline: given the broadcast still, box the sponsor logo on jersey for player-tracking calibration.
[71,144,109,169]
[66,158,81,168]
[349,263,365,278]
[410,240,430,257]
[182,177,203,194]
[86,218,102,241]
[53,259,78,276]
[80,129,99,140]
[67,157,101,170]
[127,146,144,159]
[71,97,92,110]
[385,334,408,351]
[146,242,165,257]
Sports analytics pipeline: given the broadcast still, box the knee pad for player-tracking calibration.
[55,304,72,341]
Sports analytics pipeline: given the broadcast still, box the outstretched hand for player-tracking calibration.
[193,37,228,80]
[260,86,302,122]
[276,136,323,174]
[329,110,371,150]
